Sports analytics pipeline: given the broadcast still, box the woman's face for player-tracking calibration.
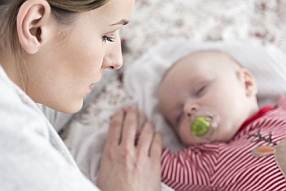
[25,0,134,113]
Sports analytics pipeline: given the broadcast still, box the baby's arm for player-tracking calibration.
[161,146,216,190]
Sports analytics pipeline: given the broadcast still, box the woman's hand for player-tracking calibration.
[96,107,162,191]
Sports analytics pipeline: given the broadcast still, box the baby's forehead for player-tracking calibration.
[173,50,241,71]
[181,50,234,63]
[159,50,241,87]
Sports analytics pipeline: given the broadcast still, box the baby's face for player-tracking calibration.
[158,51,258,146]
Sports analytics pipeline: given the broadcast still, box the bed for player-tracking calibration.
[57,0,286,190]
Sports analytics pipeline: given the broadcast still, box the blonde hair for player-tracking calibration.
[0,0,109,55]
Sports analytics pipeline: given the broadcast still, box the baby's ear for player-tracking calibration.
[238,68,258,97]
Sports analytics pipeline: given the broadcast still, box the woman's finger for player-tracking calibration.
[105,110,124,148]
[137,110,147,131]
[136,121,154,156]
[121,107,138,146]
[149,133,163,159]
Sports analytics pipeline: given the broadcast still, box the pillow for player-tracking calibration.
[124,39,286,152]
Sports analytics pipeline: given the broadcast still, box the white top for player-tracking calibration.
[0,66,99,191]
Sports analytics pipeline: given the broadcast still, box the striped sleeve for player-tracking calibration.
[276,94,286,110]
[161,145,218,191]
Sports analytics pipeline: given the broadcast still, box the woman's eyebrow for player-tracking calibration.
[110,19,129,26]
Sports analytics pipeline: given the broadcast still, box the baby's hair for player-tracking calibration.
[160,49,243,84]
[199,49,243,68]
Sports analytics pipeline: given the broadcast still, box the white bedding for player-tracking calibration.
[62,0,286,190]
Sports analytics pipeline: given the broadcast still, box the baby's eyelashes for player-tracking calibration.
[193,81,210,97]
[195,85,208,97]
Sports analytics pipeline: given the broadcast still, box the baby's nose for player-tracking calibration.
[184,103,199,117]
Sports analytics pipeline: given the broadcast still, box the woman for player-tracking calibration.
[0,0,162,190]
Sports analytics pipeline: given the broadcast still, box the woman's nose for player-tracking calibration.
[102,53,123,70]
[102,31,123,70]
[183,102,199,117]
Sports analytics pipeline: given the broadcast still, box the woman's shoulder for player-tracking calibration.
[0,66,48,135]
[0,66,99,191]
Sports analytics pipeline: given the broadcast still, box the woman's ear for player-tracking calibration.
[238,68,258,97]
[17,0,52,54]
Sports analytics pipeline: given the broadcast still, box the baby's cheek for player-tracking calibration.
[216,120,235,142]
[178,124,199,146]
[178,125,191,144]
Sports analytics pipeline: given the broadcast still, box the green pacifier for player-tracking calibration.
[190,116,210,137]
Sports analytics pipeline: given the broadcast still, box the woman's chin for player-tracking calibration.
[69,103,83,114]
[56,100,84,114]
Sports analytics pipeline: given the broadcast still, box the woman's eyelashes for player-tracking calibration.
[102,35,114,42]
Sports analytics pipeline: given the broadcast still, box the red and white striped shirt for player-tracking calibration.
[161,95,286,191]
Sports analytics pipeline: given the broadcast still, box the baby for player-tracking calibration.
[158,50,286,190]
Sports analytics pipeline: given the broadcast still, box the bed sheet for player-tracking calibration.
[63,0,286,189]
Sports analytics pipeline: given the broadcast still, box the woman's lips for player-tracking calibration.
[89,75,102,91]
[89,84,94,91]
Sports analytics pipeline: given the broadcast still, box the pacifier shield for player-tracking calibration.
[190,116,210,136]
